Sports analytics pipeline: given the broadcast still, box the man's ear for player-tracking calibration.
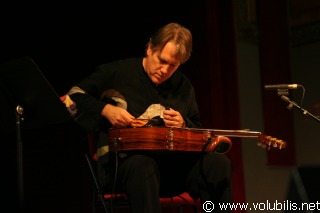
[146,44,153,56]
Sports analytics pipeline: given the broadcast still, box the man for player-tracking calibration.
[68,22,232,213]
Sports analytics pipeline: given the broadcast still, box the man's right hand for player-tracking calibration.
[101,104,135,127]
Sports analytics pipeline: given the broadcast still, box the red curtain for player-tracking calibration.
[258,0,296,166]
[187,0,246,210]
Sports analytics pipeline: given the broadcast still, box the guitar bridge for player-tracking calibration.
[166,128,174,150]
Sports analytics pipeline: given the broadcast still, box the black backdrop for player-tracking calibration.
[2,1,311,212]
[0,1,201,96]
[0,1,210,212]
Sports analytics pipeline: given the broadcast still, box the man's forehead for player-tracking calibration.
[158,45,181,64]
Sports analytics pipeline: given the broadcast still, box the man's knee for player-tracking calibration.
[125,155,160,177]
[203,153,232,178]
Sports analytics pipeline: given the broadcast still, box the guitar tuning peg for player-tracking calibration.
[273,142,278,148]
[279,144,283,150]
[257,141,267,149]
[278,140,285,150]
[258,134,287,150]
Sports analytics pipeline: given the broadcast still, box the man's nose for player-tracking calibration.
[160,65,169,74]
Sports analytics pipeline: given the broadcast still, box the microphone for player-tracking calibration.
[264,84,301,90]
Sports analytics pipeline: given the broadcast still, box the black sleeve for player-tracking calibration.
[69,92,107,132]
[68,64,117,132]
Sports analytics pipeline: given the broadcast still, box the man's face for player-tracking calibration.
[144,41,181,85]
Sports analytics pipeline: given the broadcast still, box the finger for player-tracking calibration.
[130,119,148,127]
[164,119,177,127]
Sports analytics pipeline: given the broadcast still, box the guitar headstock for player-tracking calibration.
[257,134,286,150]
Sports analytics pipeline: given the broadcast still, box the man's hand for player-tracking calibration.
[162,108,186,128]
[101,104,135,127]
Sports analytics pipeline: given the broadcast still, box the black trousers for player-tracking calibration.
[102,151,232,213]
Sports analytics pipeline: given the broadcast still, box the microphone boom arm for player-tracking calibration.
[280,95,320,123]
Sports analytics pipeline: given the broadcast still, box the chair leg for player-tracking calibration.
[85,154,109,213]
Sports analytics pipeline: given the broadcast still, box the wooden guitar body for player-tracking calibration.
[108,127,286,154]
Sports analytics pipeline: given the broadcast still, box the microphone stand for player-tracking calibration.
[277,89,320,123]
[16,105,24,213]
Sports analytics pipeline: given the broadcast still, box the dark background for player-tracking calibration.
[1,1,202,96]
[3,0,319,212]
[0,1,210,212]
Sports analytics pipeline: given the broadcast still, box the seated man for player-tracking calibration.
[67,22,232,213]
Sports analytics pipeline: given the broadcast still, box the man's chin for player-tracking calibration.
[152,77,163,85]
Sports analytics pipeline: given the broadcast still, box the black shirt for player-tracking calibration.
[70,57,201,151]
